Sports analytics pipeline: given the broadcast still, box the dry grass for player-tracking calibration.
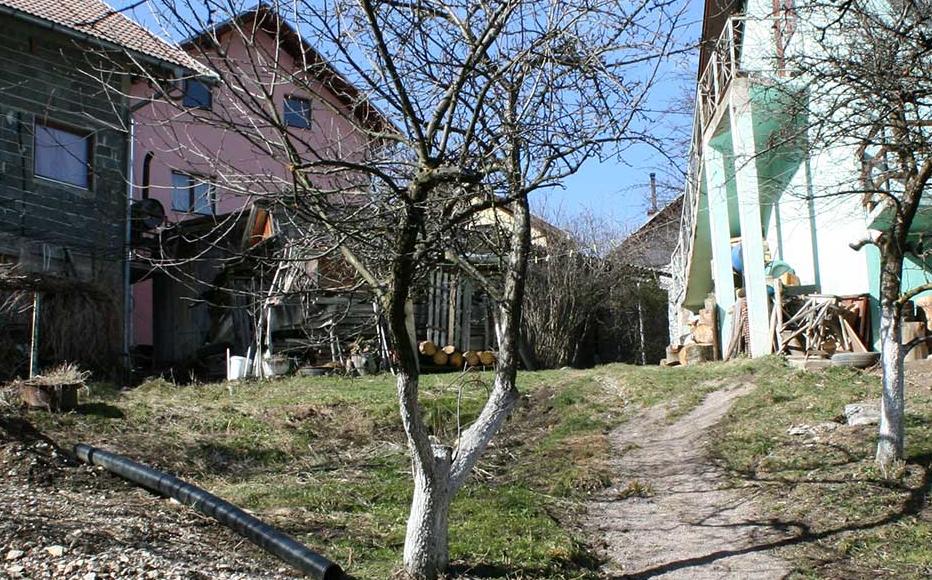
[30,363,91,386]
[617,479,654,499]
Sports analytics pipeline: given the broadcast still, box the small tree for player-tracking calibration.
[783,1,932,469]
[117,0,683,575]
[521,214,670,368]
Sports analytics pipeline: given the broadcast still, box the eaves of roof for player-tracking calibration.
[0,0,210,78]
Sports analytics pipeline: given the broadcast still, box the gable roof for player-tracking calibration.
[181,3,394,134]
[0,0,205,75]
[614,195,683,271]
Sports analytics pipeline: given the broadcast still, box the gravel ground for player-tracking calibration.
[0,415,296,580]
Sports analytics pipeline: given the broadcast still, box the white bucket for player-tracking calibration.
[227,356,248,381]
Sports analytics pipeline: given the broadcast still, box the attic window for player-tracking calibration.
[283,96,311,128]
[183,79,212,110]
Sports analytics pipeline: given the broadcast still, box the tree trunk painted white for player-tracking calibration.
[403,441,452,579]
[876,244,906,470]
[877,302,905,469]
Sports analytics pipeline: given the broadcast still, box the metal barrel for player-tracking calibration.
[74,444,342,579]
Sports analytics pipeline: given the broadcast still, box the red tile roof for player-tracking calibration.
[0,0,204,74]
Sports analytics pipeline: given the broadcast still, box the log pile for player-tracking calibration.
[775,294,870,357]
[417,340,496,370]
[663,294,719,367]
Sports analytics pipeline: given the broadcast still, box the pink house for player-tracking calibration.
[129,5,386,371]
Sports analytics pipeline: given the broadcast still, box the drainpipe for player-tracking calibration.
[124,117,135,380]
[636,280,646,365]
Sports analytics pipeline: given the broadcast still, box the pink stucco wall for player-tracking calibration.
[130,21,373,347]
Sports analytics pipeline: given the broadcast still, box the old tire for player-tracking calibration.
[831,352,880,369]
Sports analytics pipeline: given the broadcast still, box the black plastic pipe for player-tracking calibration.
[74,444,342,579]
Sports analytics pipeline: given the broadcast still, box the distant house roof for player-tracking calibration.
[182,3,394,134]
[615,195,684,272]
[0,0,205,74]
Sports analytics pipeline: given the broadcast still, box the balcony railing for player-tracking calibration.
[697,17,743,133]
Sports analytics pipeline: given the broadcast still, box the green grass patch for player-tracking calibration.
[18,357,823,578]
[22,368,634,578]
[708,360,932,579]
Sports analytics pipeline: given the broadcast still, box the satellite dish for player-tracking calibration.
[131,198,166,231]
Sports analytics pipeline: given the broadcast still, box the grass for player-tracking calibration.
[708,358,932,579]
[19,362,755,578]
[22,355,927,578]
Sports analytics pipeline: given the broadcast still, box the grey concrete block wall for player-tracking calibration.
[0,16,131,370]
[0,18,128,281]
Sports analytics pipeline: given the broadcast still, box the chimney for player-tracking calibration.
[648,172,658,216]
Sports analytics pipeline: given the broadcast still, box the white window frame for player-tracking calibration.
[171,171,216,215]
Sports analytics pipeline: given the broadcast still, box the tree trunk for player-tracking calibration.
[876,247,905,470]
[403,439,452,579]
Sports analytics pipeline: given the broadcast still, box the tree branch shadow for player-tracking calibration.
[606,454,931,579]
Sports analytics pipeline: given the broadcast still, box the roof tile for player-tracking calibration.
[0,0,204,73]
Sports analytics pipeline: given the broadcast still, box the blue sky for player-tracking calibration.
[120,0,704,235]
[537,1,704,234]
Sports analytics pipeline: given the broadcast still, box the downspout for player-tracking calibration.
[636,280,646,365]
[124,116,135,378]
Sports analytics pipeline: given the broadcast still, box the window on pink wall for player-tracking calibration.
[171,172,215,215]
[284,96,311,128]
[183,79,212,110]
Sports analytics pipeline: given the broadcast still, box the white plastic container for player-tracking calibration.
[227,356,248,381]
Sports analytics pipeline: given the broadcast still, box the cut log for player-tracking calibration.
[704,294,720,360]
[478,351,496,366]
[431,351,449,366]
[448,352,464,368]
[678,343,714,366]
[441,345,457,355]
[916,295,932,331]
[418,340,437,356]
[903,321,929,361]
[693,323,715,345]
[463,351,480,367]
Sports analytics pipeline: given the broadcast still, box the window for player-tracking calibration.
[34,122,92,189]
[171,172,215,215]
[183,79,212,110]
[283,96,311,128]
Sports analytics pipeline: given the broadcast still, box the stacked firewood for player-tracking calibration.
[418,340,496,369]
[776,295,868,356]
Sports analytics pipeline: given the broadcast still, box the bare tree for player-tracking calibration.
[521,213,670,368]
[779,1,932,470]
[117,0,683,576]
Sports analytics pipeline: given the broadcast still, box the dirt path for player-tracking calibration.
[590,385,791,579]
